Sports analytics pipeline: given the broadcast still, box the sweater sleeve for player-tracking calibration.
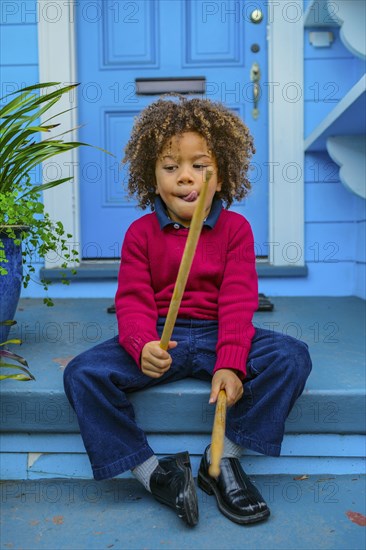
[214,218,258,377]
[115,223,159,367]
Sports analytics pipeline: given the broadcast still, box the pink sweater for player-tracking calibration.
[116,207,258,377]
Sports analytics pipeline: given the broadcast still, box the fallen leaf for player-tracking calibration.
[346,511,366,526]
[317,477,335,482]
[52,356,75,369]
[293,475,309,481]
[52,516,64,525]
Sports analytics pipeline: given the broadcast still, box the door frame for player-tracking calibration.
[38,0,304,268]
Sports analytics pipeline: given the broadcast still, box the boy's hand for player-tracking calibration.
[141,340,177,378]
[209,369,244,407]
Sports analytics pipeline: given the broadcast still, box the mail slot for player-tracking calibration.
[135,77,206,95]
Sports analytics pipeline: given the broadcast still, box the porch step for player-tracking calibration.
[1,476,365,550]
[1,376,365,434]
[0,297,365,479]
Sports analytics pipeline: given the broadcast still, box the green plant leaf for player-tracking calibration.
[19,177,74,197]
[1,84,78,122]
[0,127,54,169]
[1,82,62,102]
[0,91,37,118]
[1,95,60,132]
[0,320,17,327]
[0,349,28,367]
[0,362,34,379]
[0,339,22,347]
[0,373,35,381]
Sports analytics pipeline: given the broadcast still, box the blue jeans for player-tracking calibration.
[64,320,312,480]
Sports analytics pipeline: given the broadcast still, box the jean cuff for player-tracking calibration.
[92,444,155,480]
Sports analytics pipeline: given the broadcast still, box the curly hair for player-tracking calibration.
[122,96,255,209]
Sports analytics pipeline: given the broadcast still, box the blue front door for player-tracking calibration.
[76,0,268,259]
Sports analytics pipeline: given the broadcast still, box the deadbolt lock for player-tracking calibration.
[250,9,263,24]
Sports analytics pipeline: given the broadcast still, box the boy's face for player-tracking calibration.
[155,132,222,227]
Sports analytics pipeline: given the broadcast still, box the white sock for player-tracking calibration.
[222,436,243,458]
[208,436,242,462]
[132,455,160,492]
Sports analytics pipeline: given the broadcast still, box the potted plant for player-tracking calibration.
[0,82,103,341]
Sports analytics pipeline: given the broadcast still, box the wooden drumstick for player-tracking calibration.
[159,170,212,350]
[209,389,227,478]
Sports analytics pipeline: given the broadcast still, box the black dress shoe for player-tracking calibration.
[197,445,270,524]
[150,451,199,527]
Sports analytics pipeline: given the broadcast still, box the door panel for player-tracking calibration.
[103,1,158,68]
[76,0,268,259]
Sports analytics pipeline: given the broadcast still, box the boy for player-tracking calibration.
[64,97,312,526]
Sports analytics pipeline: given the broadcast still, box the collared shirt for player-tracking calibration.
[154,196,223,230]
[117,203,258,377]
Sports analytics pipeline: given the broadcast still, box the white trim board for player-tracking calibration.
[267,0,304,266]
[38,0,305,269]
[37,0,81,267]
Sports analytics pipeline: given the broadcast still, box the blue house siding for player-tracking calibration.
[1,1,365,299]
[356,226,366,297]
[304,28,365,136]
[0,0,39,95]
[303,6,366,299]
[302,152,365,297]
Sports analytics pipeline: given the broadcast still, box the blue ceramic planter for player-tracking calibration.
[0,233,23,343]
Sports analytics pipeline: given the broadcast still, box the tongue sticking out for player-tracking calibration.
[182,190,198,202]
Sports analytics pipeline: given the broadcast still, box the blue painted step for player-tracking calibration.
[1,476,365,550]
[1,297,365,479]
[1,297,365,435]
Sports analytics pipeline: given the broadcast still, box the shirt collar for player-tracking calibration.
[154,196,223,230]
